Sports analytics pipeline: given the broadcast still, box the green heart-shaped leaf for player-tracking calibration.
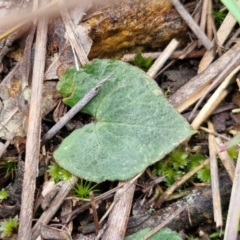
[125,227,182,240]
[54,59,195,183]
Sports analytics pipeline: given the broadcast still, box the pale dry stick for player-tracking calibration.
[155,158,210,208]
[101,181,136,240]
[189,51,240,120]
[17,12,48,240]
[208,121,223,228]
[141,206,186,240]
[20,0,39,90]
[191,65,240,130]
[215,137,235,182]
[206,0,213,41]
[41,75,112,144]
[200,126,230,141]
[175,82,212,113]
[192,0,202,24]
[99,172,142,226]
[171,0,213,50]
[178,40,198,59]
[20,25,36,90]
[31,176,78,239]
[147,39,179,78]
[198,2,239,73]
[168,42,240,110]
[198,0,209,47]
[156,41,198,77]
[224,150,240,240]
[58,0,89,66]
[121,49,206,62]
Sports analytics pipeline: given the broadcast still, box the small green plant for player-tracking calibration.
[131,52,154,71]
[209,224,240,238]
[0,216,18,238]
[4,160,17,179]
[227,147,238,160]
[73,178,98,199]
[153,148,210,187]
[47,162,72,183]
[212,10,227,24]
[221,0,240,24]
[0,189,9,201]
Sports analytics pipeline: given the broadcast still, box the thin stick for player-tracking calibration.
[58,0,89,66]
[101,180,137,240]
[169,42,240,109]
[121,49,206,62]
[206,0,213,41]
[191,65,240,130]
[99,172,142,225]
[198,0,209,47]
[171,0,212,50]
[224,150,240,240]
[17,11,48,240]
[147,39,179,78]
[189,52,240,120]
[199,127,230,141]
[208,121,223,228]
[41,75,112,144]
[155,158,210,208]
[198,1,240,73]
[31,176,78,239]
[215,137,235,182]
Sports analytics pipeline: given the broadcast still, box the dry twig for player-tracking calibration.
[208,121,223,228]
[224,150,240,240]
[147,39,179,78]
[191,65,240,129]
[171,0,212,50]
[17,10,48,240]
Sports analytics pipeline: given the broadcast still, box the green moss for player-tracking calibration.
[153,148,209,187]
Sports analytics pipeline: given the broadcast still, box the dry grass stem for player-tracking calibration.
[198,1,239,73]
[215,137,235,182]
[207,0,213,41]
[224,150,240,240]
[189,51,240,120]
[169,42,240,111]
[121,49,206,62]
[172,0,212,50]
[191,65,240,129]
[101,174,140,240]
[32,176,78,239]
[208,121,223,228]
[198,0,209,47]
[147,39,179,78]
[17,11,49,240]
[58,0,89,66]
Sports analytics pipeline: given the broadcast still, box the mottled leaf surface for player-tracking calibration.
[54,59,195,182]
[125,227,182,240]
